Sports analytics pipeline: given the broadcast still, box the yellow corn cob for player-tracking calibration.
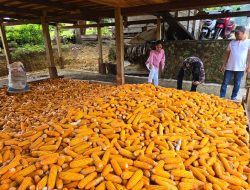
[64,147,78,158]
[66,167,82,173]
[30,131,43,142]
[48,165,58,189]
[85,176,104,189]
[119,148,135,159]
[78,172,97,188]
[221,175,248,188]
[52,124,64,134]
[0,154,21,175]
[57,155,65,166]
[55,178,63,189]
[213,184,223,190]
[127,170,143,189]
[171,169,194,178]
[64,181,79,188]
[81,166,96,175]
[200,136,209,146]
[40,156,58,165]
[207,156,217,166]
[138,155,157,166]
[106,181,116,190]
[121,171,134,180]
[134,160,153,170]
[152,168,170,178]
[151,175,176,185]
[39,145,58,151]
[18,140,30,147]
[12,165,36,179]
[36,175,48,190]
[74,142,91,153]
[105,174,122,183]
[199,158,215,176]
[181,178,204,187]
[96,181,106,190]
[102,149,111,166]
[102,164,113,177]
[30,137,44,150]
[111,159,122,175]
[17,177,32,190]
[153,160,165,171]
[184,153,199,167]
[151,175,178,190]
[178,182,196,190]
[92,153,104,170]
[189,166,206,182]
[145,142,154,154]
[69,158,93,168]
[1,167,17,181]
[59,172,85,181]
[2,149,10,162]
[207,175,229,190]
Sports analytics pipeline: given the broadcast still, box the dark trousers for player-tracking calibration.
[177,68,198,92]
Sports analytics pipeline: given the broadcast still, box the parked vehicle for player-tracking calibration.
[199,19,217,40]
[214,13,235,39]
[199,9,235,40]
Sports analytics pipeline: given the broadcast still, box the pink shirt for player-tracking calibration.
[146,49,165,69]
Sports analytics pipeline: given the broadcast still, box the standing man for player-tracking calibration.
[177,56,205,92]
[220,26,250,100]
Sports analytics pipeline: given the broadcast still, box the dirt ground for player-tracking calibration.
[0,42,111,77]
[62,42,110,71]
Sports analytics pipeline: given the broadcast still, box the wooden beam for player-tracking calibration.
[176,11,250,21]
[115,7,125,85]
[55,24,64,69]
[17,0,78,11]
[0,24,12,64]
[41,16,58,78]
[156,16,161,40]
[61,19,161,29]
[2,19,40,26]
[160,12,195,40]
[0,5,41,16]
[122,0,250,16]
[97,20,106,74]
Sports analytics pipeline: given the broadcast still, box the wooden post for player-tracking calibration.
[246,87,250,110]
[0,24,12,64]
[187,10,191,32]
[115,7,125,85]
[55,24,64,69]
[75,20,83,44]
[156,16,161,40]
[97,20,106,74]
[192,10,198,36]
[41,15,58,78]
[174,11,178,18]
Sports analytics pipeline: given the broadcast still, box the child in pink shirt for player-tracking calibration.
[145,41,165,86]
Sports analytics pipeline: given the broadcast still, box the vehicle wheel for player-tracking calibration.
[199,32,206,40]
[214,28,222,39]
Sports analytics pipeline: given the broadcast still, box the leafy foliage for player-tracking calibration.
[11,44,45,60]
[6,24,44,45]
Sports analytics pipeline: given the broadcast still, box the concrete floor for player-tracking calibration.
[0,69,246,101]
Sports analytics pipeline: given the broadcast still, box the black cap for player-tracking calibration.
[235,26,246,33]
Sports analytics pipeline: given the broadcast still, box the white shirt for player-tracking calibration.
[226,39,250,71]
